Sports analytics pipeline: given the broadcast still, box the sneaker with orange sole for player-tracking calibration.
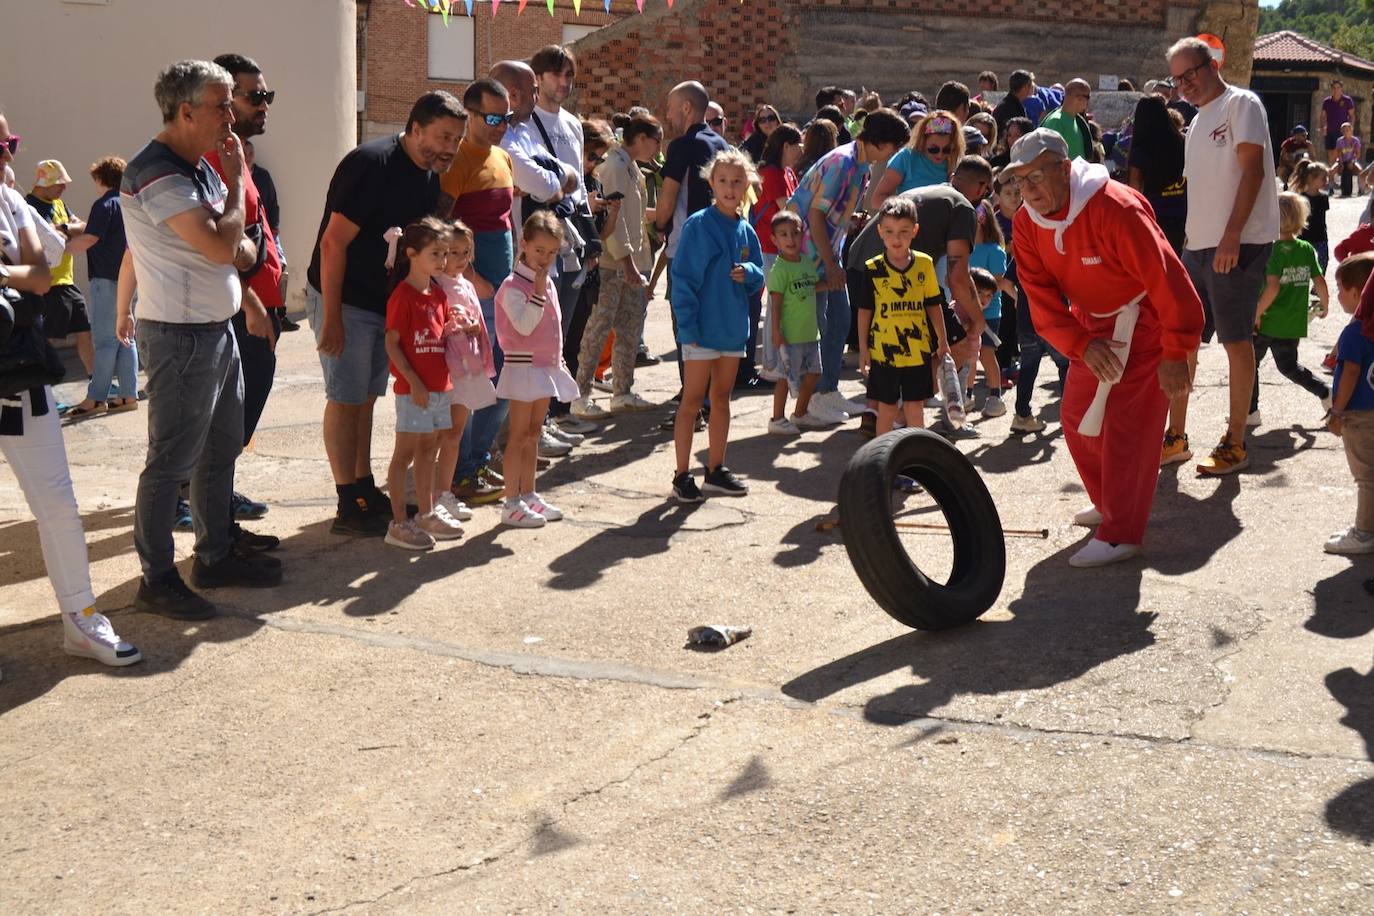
[1197,435,1250,476]
[1160,431,1192,466]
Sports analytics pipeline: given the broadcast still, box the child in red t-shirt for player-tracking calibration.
[383,218,465,550]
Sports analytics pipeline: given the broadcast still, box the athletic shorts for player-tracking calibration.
[41,284,91,338]
[305,285,389,405]
[866,360,935,406]
[682,342,746,360]
[1182,244,1271,345]
[1326,133,1342,152]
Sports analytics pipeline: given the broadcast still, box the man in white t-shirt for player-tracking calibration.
[1168,36,1280,477]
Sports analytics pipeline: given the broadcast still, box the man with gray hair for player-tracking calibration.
[1008,128,1202,567]
[118,59,280,620]
[1166,35,1280,476]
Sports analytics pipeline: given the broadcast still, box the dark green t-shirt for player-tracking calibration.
[1259,238,1320,339]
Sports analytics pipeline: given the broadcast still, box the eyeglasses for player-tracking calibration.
[707,117,725,128]
[757,114,779,124]
[1170,60,1210,86]
[468,110,514,127]
[1005,168,1050,190]
[0,135,19,155]
[238,89,276,106]
[926,144,951,156]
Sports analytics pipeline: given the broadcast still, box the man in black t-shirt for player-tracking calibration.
[306,91,463,536]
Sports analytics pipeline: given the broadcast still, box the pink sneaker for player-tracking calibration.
[523,492,563,521]
[501,497,546,529]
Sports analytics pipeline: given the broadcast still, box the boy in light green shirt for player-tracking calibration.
[763,211,825,435]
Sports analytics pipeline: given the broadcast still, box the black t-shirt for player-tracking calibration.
[1301,191,1331,244]
[307,134,440,314]
[662,122,730,246]
[845,185,977,272]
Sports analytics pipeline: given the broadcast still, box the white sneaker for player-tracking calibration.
[436,491,474,521]
[609,392,656,413]
[523,491,563,521]
[555,415,598,434]
[808,396,850,424]
[792,411,833,430]
[1246,410,1262,428]
[571,397,611,420]
[545,420,584,446]
[925,396,944,409]
[1073,506,1103,527]
[1009,413,1046,434]
[537,428,573,457]
[1069,539,1141,568]
[814,390,854,418]
[768,416,800,435]
[839,393,871,415]
[591,374,614,393]
[982,394,1007,418]
[501,497,546,528]
[1325,526,1374,554]
[63,607,142,667]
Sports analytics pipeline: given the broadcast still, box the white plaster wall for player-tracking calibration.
[0,0,357,306]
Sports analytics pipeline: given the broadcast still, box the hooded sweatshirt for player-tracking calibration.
[669,206,765,351]
[1013,159,1204,363]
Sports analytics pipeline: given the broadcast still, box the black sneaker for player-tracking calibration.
[359,485,391,516]
[279,315,301,333]
[135,574,216,620]
[232,524,280,552]
[330,506,389,537]
[635,347,661,367]
[858,411,877,440]
[671,472,704,503]
[702,465,748,497]
[190,553,283,589]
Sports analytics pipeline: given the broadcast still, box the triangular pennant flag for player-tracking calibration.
[463,0,473,15]
[518,0,528,11]
[546,0,555,14]
[492,0,500,15]
[604,0,611,11]
[635,0,644,10]
[572,0,582,12]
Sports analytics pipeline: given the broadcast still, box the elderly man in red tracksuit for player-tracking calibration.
[1009,130,1204,568]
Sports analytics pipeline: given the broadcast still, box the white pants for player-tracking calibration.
[1,387,96,614]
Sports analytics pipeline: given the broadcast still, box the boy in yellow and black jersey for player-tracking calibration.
[853,196,951,435]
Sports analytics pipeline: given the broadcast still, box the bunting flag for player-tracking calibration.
[411,0,722,20]
[518,0,527,11]
[572,0,582,13]
[546,0,554,13]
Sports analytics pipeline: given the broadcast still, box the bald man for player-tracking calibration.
[1039,78,1098,162]
[492,59,578,220]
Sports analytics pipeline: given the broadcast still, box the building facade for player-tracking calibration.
[1252,30,1374,157]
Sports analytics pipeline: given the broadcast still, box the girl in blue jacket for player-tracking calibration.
[668,149,765,502]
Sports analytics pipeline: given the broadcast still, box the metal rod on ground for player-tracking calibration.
[893,521,1049,539]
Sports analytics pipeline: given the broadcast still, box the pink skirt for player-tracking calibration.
[495,363,579,404]
[450,374,498,411]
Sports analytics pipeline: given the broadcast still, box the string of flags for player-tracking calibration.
[403,0,697,19]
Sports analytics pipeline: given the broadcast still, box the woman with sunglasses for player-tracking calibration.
[868,110,966,209]
[741,105,781,164]
[0,109,142,675]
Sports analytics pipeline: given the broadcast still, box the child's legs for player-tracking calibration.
[520,397,550,493]
[979,344,1001,390]
[1343,413,1374,531]
[435,403,468,498]
[388,433,420,522]
[504,399,537,499]
[795,372,820,416]
[675,358,713,473]
[772,379,789,421]
[412,431,441,514]
[706,357,739,468]
[1270,338,1331,400]
[876,402,900,434]
[1251,335,1272,413]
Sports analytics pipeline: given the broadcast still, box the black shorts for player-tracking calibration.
[1326,133,1342,152]
[41,284,91,339]
[867,361,935,406]
[943,304,968,347]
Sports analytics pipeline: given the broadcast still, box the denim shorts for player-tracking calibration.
[304,285,389,404]
[781,341,821,393]
[1182,244,1271,345]
[682,342,746,360]
[395,390,454,434]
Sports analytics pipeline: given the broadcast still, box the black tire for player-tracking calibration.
[838,429,1005,630]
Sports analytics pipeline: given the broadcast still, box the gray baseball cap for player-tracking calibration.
[1006,128,1070,170]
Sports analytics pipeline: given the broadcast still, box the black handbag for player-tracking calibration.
[527,114,603,262]
[0,254,65,398]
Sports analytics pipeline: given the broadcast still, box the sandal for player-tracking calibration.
[106,399,138,414]
[64,402,107,419]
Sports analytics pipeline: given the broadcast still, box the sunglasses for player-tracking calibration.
[239,89,276,106]
[707,117,725,127]
[0,135,19,155]
[757,114,779,124]
[470,110,514,127]
[926,144,951,156]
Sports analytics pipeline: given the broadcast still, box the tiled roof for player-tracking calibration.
[1254,30,1374,75]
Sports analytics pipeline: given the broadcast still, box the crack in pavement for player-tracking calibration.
[306,695,742,915]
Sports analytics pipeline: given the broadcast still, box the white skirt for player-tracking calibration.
[450,374,498,411]
[495,363,579,404]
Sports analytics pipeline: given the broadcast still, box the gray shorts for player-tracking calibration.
[304,286,390,405]
[395,390,453,434]
[780,341,822,394]
[1182,244,1272,345]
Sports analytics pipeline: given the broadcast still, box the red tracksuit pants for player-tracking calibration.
[1060,334,1169,547]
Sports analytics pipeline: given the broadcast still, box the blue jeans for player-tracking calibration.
[1014,295,1068,418]
[85,278,138,403]
[815,282,850,394]
[456,297,508,482]
[134,319,243,580]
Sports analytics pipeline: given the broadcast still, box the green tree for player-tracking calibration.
[1260,0,1374,59]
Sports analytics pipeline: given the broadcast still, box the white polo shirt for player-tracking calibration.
[1183,85,1281,251]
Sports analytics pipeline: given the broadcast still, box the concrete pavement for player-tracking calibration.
[2,196,1374,913]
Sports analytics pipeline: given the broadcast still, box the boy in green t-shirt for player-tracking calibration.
[764,210,826,435]
[1251,191,1332,425]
